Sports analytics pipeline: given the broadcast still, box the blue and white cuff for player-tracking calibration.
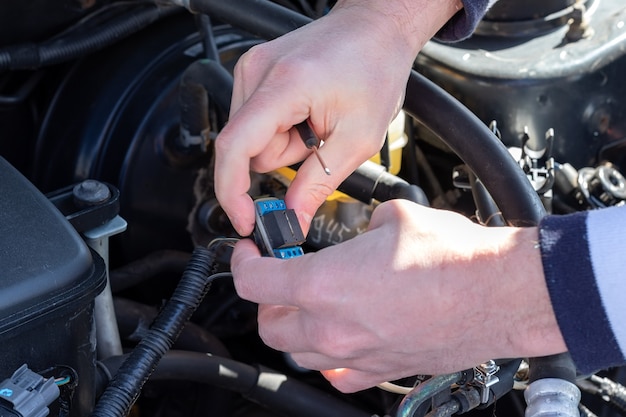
[539,207,626,374]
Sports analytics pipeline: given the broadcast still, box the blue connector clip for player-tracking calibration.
[253,198,305,259]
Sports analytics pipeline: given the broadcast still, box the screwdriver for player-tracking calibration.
[295,121,331,176]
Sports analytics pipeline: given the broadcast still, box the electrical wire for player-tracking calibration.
[55,376,72,386]
[377,381,415,395]
[207,237,239,250]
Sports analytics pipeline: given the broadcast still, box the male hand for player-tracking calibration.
[231,200,567,392]
[214,0,461,236]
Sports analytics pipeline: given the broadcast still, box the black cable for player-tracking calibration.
[91,246,219,417]
[183,0,311,40]
[469,172,506,227]
[0,3,179,71]
[99,350,372,417]
[194,13,221,62]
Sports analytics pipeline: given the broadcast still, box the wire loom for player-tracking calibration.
[92,242,229,417]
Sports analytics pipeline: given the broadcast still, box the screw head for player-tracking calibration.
[73,180,111,206]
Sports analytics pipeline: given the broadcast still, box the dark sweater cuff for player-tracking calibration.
[539,212,624,374]
[434,0,492,41]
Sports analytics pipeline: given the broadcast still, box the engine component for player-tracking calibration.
[579,163,626,208]
[396,372,470,417]
[0,157,106,417]
[2,0,626,416]
[416,0,626,172]
[30,13,259,260]
[0,365,60,417]
[525,378,582,417]
[46,180,120,234]
[0,3,179,72]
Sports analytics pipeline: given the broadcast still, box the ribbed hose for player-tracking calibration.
[91,246,218,417]
[0,4,179,71]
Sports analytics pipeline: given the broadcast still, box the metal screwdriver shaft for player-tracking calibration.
[295,121,331,175]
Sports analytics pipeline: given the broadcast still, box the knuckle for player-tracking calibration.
[235,44,267,75]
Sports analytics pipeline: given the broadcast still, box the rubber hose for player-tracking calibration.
[99,351,372,417]
[113,297,230,358]
[404,72,546,226]
[528,353,577,383]
[338,160,429,206]
[195,13,220,62]
[0,4,179,71]
[109,249,191,293]
[91,246,217,417]
[185,0,311,40]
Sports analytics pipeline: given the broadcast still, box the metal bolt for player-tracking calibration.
[73,179,111,206]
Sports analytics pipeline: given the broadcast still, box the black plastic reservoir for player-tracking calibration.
[0,157,106,416]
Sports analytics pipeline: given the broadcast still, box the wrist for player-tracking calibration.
[495,226,568,359]
[331,0,463,56]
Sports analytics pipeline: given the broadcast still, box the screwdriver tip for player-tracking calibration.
[311,146,331,176]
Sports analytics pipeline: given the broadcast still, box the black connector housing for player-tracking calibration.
[261,210,304,248]
[253,198,305,259]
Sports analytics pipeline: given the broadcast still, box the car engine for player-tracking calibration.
[1,0,625,416]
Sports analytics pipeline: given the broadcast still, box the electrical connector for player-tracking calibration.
[253,198,305,258]
[0,364,60,417]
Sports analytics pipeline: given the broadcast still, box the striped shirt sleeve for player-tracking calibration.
[539,205,626,374]
[435,0,499,41]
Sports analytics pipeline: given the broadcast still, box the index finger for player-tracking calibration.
[214,94,306,236]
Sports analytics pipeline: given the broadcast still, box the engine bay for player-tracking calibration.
[1,0,625,416]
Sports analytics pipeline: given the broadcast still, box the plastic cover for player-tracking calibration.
[0,156,105,332]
